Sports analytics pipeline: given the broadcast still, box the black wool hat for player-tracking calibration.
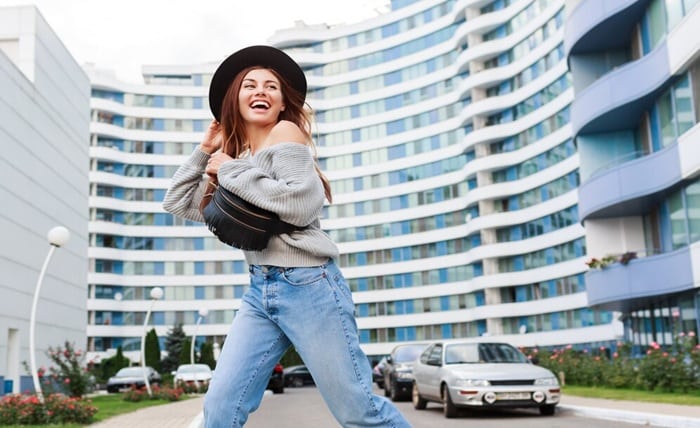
[208,45,307,121]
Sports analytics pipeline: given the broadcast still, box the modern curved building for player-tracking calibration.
[87,0,620,362]
[566,0,700,350]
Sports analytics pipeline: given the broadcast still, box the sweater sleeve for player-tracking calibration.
[162,149,211,223]
[216,142,325,227]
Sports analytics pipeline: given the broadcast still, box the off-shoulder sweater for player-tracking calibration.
[162,143,339,267]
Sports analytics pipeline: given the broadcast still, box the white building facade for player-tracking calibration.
[0,6,89,393]
[87,0,620,362]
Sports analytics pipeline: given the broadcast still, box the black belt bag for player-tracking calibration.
[201,182,298,251]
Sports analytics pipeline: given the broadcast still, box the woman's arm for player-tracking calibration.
[162,149,210,223]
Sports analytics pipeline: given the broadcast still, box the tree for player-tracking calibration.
[161,323,187,374]
[199,341,216,369]
[145,328,161,372]
[280,347,303,367]
[98,346,130,384]
[180,337,192,365]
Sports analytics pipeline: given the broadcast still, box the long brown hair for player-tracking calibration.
[217,66,332,203]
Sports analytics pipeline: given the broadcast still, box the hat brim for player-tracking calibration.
[208,45,307,121]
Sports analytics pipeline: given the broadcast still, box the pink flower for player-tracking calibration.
[679,332,686,337]
[566,344,572,349]
[613,352,619,358]
[64,378,71,384]
[689,331,696,337]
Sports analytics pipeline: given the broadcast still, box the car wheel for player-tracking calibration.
[442,384,458,418]
[390,381,401,402]
[292,377,304,388]
[540,404,556,416]
[272,385,284,394]
[412,382,427,410]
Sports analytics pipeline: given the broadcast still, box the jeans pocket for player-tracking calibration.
[281,266,326,286]
[332,272,355,304]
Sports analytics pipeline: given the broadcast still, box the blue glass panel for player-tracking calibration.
[354,202,364,216]
[407,327,416,341]
[442,324,451,338]
[351,105,360,118]
[154,96,164,107]
[152,312,165,325]
[352,128,361,142]
[353,153,362,166]
[195,286,204,300]
[382,22,399,37]
[353,177,363,191]
[360,331,370,343]
[195,262,204,275]
[350,81,359,94]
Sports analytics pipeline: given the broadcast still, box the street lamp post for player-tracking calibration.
[190,308,209,365]
[29,226,70,403]
[140,287,163,397]
[190,308,208,388]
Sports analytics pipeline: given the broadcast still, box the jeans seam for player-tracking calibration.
[230,329,286,428]
[326,268,396,428]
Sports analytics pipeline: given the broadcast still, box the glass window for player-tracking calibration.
[686,180,700,243]
[668,190,687,249]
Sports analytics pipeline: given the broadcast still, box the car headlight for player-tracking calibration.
[534,376,559,386]
[454,378,490,387]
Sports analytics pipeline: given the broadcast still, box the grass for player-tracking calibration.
[563,385,700,406]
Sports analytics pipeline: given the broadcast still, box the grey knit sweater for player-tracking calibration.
[162,143,338,267]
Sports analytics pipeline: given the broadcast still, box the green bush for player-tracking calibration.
[523,332,700,394]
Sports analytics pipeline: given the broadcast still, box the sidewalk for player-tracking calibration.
[88,393,700,428]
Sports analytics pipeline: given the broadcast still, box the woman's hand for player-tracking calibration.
[200,120,223,154]
[206,151,234,177]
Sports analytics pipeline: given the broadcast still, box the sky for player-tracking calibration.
[0,0,390,82]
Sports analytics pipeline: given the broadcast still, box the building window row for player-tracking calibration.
[358,291,484,318]
[293,0,456,55]
[484,7,564,70]
[93,259,248,275]
[94,111,207,132]
[94,209,201,227]
[360,321,486,344]
[499,273,586,304]
[93,284,246,301]
[486,73,570,126]
[327,208,470,244]
[324,181,467,219]
[495,205,579,243]
[496,237,586,272]
[318,99,469,147]
[315,75,464,123]
[347,263,482,292]
[642,0,699,54]
[501,307,613,335]
[320,128,466,171]
[95,138,199,156]
[309,22,463,77]
[494,171,579,213]
[486,43,565,97]
[491,138,575,183]
[489,106,570,154]
[330,152,467,194]
[91,90,205,109]
[483,0,557,41]
[95,163,178,180]
[93,309,235,327]
[308,51,459,100]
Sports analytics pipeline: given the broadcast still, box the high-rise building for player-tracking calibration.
[566,0,700,351]
[87,0,620,363]
[0,5,90,392]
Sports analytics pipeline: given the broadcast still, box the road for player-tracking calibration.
[246,385,642,428]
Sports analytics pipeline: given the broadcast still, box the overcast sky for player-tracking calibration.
[0,0,389,82]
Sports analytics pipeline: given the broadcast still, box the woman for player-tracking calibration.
[163,45,411,428]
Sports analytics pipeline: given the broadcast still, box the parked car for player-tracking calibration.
[412,340,560,418]
[372,356,387,389]
[173,363,213,386]
[106,366,161,393]
[267,363,285,394]
[383,343,428,401]
[283,365,315,387]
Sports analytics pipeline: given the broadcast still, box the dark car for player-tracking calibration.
[383,343,428,401]
[106,366,161,393]
[283,365,315,387]
[267,363,285,394]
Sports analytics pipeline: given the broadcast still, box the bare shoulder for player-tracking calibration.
[267,120,308,145]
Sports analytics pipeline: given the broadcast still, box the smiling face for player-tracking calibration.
[238,68,286,127]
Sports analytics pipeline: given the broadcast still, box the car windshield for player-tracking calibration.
[394,345,425,363]
[445,343,529,364]
[116,367,145,377]
[178,365,210,373]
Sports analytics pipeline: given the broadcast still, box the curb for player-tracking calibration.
[559,404,700,428]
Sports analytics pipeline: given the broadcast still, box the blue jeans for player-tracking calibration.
[203,260,412,428]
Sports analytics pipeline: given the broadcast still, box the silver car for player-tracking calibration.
[412,340,560,418]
